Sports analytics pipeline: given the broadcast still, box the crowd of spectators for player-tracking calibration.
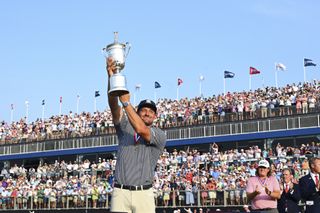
[1,80,320,144]
[0,142,319,210]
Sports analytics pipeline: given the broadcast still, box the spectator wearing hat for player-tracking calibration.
[246,159,281,212]
[107,58,167,213]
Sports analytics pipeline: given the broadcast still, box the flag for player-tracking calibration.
[95,91,100,97]
[10,104,14,110]
[224,71,235,78]
[155,81,161,88]
[42,100,45,105]
[304,58,316,67]
[199,75,204,81]
[59,96,63,103]
[178,78,183,86]
[135,84,141,90]
[249,67,261,75]
[276,63,286,71]
[77,95,80,99]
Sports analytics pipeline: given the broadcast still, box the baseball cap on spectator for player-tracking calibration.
[258,159,270,168]
[137,99,157,113]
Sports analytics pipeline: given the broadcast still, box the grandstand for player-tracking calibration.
[0,81,319,212]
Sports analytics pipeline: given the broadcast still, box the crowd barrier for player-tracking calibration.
[0,190,307,211]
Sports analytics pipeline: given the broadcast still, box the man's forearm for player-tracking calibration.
[269,191,281,199]
[246,192,257,201]
[108,79,121,124]
[108,81,118,108]
[122,103,150,141]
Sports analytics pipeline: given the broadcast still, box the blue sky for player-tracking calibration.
[0,0,319,123]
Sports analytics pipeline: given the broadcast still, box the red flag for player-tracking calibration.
[249,67,260,75]
[60,96,63,103]
[178,78,183,86]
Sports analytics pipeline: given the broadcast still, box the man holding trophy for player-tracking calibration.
[104,32,167,213]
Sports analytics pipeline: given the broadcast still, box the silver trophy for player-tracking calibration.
[103,32,131,96]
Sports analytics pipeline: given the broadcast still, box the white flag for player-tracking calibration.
[276,63,286,71]
[135,84,141,90]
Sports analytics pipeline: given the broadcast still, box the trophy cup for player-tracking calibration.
[103,32,131,96]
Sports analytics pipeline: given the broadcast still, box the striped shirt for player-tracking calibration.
[114,114,166,186]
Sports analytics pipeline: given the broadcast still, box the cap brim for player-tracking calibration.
[138,103,157,113]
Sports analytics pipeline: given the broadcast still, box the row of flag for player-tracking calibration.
[153,58,317,88]
[9,58,317,109]
[225,58,316,77]
[153,78,183,89]
[10,92,98,109]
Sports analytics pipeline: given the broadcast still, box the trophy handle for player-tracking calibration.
[124,42,131,59]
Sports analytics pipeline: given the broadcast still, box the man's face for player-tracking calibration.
[311,159,320,174]
[138,107,156,126]
[282,170,292,183]
[257,167,269,177]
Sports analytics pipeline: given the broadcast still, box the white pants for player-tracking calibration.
[110,187,155,213]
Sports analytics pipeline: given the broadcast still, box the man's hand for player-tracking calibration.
[265,186,272,196]
[289,182,294,190]
[119,93,130,105]
[107,57,116,77]
[254,185,261,195]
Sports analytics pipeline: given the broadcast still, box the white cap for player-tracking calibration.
[258,159,270,168]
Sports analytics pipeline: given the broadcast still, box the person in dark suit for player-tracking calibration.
[277,168,301,213]
[299,157,320,213]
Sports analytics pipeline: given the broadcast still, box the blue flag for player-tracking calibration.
[304,58,316,67]
[95,91,100,97]
[42,99,45,105]
[155,81,161,88]
[224,71,235,78]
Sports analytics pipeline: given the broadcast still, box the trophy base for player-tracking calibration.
[108,88,129,97]
[109,73,128,97]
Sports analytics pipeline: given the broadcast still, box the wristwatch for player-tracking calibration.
[122,101,130,108]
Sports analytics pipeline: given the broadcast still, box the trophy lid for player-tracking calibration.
[107,42,126,49]
[106,32,126,49]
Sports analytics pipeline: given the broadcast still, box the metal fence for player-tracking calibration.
[0,189,247,210]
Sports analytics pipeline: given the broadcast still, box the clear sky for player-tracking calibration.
[0,0,319,123]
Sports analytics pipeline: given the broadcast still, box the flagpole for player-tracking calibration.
[42,105,45,122]
[10,107,13,123]
[303,57,306,83]
[25,101,29,124]
[154,91,157,103]
[223,78,226,95]
[199,75,204,97]
[275,63,278,88]
[59,102,62,115]
[249,75,252,90]
[176,87,179,100]
[76,95,80,114]
[94,97,97,112]
[199,80,202,97]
